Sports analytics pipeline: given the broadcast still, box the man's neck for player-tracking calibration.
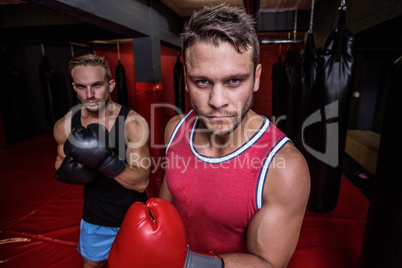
[80,100,120,130]
[194,110,263,157]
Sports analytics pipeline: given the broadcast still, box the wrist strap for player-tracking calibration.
[184,248,224,268]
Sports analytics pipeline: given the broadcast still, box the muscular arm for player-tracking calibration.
[221,144,310,268]
[159,175,172,201]
[53,112,71,170]
[159,115,183,201]
[114,111,150,193]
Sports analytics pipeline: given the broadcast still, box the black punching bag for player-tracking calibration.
[116,60,128,106]
[271,54,283,121]
[293,32,317,154]
[174,55,185,113]
[39,53,59,127]
[0,49,27,142]
[276,49,292,131]
[359,56,402,268]
[282,44,301,137]
[304,8,355,213]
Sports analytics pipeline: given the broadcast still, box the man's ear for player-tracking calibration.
[183,65,189,93]
[253,64,262,93]
[72,82,78,93]
[109,79,116,93]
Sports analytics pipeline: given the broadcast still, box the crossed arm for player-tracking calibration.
[113,111,150,192]
[53,110,150,193]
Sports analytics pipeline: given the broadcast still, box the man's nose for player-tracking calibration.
[86,86,94,98]
[208,85,229,109]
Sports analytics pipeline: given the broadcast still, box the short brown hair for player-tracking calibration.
[68,54,112,82]
[181,3,259,68]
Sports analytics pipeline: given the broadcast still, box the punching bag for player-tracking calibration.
[173,55,185,113]
[116,60,128,106]
[359,56,402,268]
[271,54,283,122]
[293,32,318,153]
[304,8,355,213]
[274,49,291,130]
[283,43,301,139]
[0,49,27,142]
[39,52,60,127]
[274,47,296,133]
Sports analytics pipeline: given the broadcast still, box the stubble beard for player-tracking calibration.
[193,96,254,138]
[84,99,107,113]
[83,89,110,114]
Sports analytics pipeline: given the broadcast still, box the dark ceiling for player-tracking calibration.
[2,24,128,44]
[354,15,402,51]
[1,1,401,52]
[0,2,135,45]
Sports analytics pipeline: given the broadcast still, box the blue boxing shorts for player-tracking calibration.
[77,219,120,261]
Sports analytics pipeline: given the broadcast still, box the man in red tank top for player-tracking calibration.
[159,4,310,268]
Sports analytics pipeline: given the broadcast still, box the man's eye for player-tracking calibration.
[228,79,241,85]
[196,80,210,86]
[93,84,101,88]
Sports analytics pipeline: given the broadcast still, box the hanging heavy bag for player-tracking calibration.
[273,53,289,130]
[174,55,185,113]
[359,56,402,268]
[116,60,128,106]
[271,54,283,121]
[293,32,317,154]
[274,48,294,133]
[0,50,27,142]
[39,55,60,127]
[304,8,356,213]
[283,44,301,140]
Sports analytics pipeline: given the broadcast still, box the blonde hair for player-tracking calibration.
[68,54,112,82]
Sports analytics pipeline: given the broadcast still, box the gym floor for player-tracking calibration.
[0,131,370,267]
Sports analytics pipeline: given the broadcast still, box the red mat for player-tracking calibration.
[0,132,369,267]
[0,132,83,267]
[288,176,369,268]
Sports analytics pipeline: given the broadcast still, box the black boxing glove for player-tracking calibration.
[64,124,126,178]
[55,156,98,184]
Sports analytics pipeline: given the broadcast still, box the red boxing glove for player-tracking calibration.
[108,198,223,268]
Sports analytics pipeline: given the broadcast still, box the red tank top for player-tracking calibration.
[165,110,289,254]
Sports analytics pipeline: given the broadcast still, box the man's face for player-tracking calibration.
[71,65,114,113]
[185,41,261,137]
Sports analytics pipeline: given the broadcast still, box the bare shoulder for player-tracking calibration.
[165,114,185,144]
[275,143,309,177]
[126,110,148,128]
[266,142,310,204]
[53,111,72,145]
[125,110,150,143]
